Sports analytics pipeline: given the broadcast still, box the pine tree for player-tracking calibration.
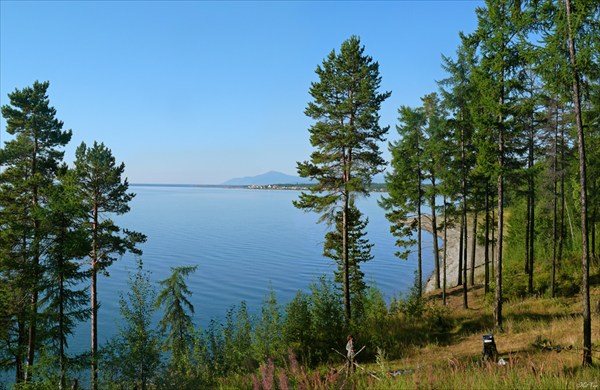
[534,0,599,366]
[421,92,448,290]
[585,85,600,263]
[439,38,478,305]
[294,36,390,322]
[563,0,596,366]
[381,105,425,296]
[0,81,72,382]
[41,171,89,389]
[73,141,146,389]
[155,265,197,372]
[323,204,373,320]
[472,0,527,329]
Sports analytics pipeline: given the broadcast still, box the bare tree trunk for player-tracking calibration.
[591,180,597,262]
[485,182,490,294]
[59,273,66,390]
[495,166,504,330]
[592,217,597,262]
[494,85,505,330]
[25,139,41,383]
[528,112,535,294]
[431,179,440,289]
[416,130,423,297]
[343,187,351,322]
[342,130,353,323]
[565,0,591,367]
[463,211,468,309]
[470,210,477,286]
[16,318,25,383]
[458,215,464,289]
[25,290,38,382]
[443,198,448,306]
[525,192,531,274]
[462,120,468,309]
[417,179,423,297]
[551,102,559,298]
[91,204,99,390]
[491,206,496,279]
[528,179,535,294]
[559,122,566,269]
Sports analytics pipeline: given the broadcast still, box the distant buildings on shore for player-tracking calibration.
[246,184,387,192]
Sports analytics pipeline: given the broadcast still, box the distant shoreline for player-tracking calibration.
[130,183,388,192]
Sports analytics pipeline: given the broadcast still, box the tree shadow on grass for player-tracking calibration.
[505,311,579,325]
[453,313,495,337]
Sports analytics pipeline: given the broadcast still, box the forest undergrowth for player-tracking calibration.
[227,268,600,390]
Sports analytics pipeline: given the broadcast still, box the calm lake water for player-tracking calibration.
[69,185,434,354]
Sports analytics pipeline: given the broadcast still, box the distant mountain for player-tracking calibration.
[223,171,313,186]
[223,170,387,186]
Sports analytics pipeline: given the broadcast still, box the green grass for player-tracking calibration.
[221,273,600,389]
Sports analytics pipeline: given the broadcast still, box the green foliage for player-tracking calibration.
[394,275,427,320]
[222,301,255,374]
[295,35,390,322]
[295,35,390,200]
[101,260,162,389]
[73,141,147,271]
[73,140,147,389]
[353,286,392,358]
[200,318,226,377]
[307,276,346,364]
[283,291,313,365]
[0,80,72,382]
[380,105,424,261]
[254,288,285,362]
[155,265,197,372]
[324,204,372,319]
[1,81,72,180]
[39,172,90,388]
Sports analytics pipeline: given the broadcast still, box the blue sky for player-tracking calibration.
[1,1,482,184]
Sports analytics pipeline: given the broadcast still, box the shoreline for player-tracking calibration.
[130,183,388,192]
[418,215,487,293]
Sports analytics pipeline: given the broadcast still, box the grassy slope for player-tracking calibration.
[356,281,600,389]
[224,266,600,389]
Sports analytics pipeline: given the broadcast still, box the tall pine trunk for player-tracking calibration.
[485,182,490,294]
[16,318,25,382]
[417,177,423,297]
[559,123,566,268]
[565,0,591,367]
[551,102,559,298]
[431,179,440,289]
[462,211,468,309]
[59,272,66,390]
[25,136,42,383]
[494,78,505,330]
[443,198,448,305]
[342,190,351,321]
[458,223,463,287]
[459,213,464,288]
[91,203,99,390]
[470,210,477,286]
[528,120,535,295]
[525,192,531,275]
[492,206,496,279]
[461,118,468,309]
